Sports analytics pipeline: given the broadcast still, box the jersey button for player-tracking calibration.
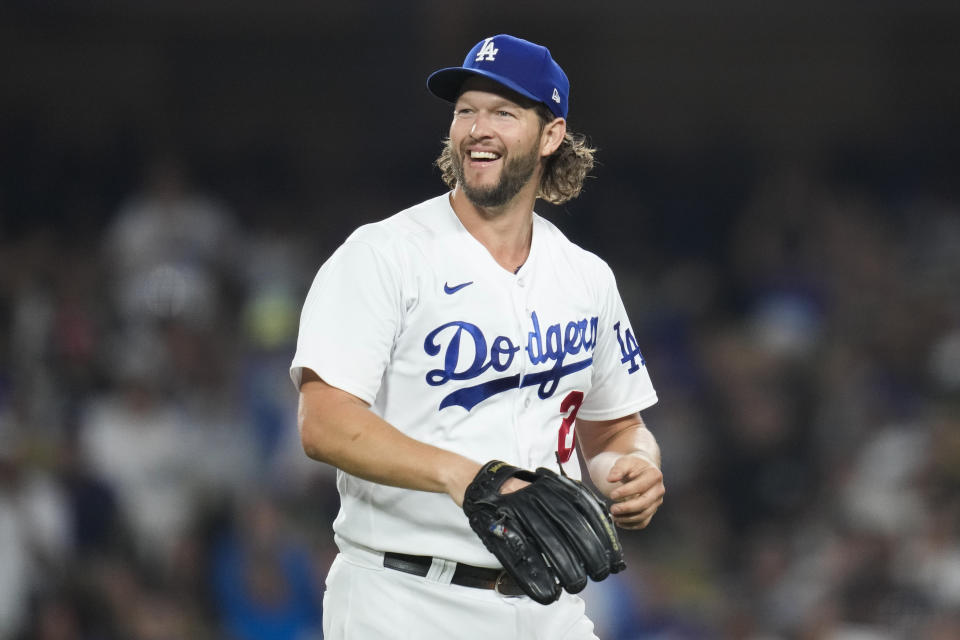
[517,277,526,287]
[524,398,531,408]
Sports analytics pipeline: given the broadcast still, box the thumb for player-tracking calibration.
[606,455,633,484]
[606,451,658,484]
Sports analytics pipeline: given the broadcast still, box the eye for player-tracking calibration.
[496,110,515,118]
[454,108,475,117]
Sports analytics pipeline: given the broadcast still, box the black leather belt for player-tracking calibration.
[383,551,526,596]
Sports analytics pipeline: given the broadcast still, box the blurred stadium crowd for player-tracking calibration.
[2,4,960,639]
[0,153,330,640]
[1,142,958,639]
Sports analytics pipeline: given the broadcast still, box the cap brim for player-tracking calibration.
[426,67,545,109]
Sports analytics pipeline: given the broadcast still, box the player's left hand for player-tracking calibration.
[604,453,664,530]
[463,460,626,604]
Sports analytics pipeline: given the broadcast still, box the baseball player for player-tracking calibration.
[292,34,664,639]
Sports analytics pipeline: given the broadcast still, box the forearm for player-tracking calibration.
[587,425,659,475]
[298,377,480,505]
[578,414,661,496]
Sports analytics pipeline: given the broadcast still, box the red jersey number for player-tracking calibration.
[557,391,584,464]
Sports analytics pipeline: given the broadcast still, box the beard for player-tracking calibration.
[450,139,540,209]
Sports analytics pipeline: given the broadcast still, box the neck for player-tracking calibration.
[449,187,535,273]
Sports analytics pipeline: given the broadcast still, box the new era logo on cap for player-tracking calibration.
[427,34,570,119]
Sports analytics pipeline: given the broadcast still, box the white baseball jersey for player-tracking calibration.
[290,193,657,567]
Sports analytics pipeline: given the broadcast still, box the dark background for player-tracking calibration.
[1,2,959,638]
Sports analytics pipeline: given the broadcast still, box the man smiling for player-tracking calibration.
[443,76,548,208]
[292,34,664,639]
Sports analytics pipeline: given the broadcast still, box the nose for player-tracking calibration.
[469,113,493,139]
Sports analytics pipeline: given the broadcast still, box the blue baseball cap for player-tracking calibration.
[427,34,569,119]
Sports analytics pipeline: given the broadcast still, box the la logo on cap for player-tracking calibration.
[552,88,561,104]
[475,37,498,62]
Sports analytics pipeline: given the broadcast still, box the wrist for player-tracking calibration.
[444,458,483,507]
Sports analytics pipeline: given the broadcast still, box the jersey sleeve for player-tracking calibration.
[577,262,657,421]
[290,237,403,404]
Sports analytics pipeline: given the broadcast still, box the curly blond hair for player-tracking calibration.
[435,106,596,205]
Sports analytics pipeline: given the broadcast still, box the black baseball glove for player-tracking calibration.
[462,460,626,605]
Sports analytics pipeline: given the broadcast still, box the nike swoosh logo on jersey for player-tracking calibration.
[443,281,474,294]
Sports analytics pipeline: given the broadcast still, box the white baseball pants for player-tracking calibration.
[322,541,599,640]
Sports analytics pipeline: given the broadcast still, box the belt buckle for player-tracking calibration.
[494,570,520,598]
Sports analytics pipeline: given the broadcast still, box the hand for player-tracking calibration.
[500,476,531,494]
[462,461,626,604]
[603,453,664,530]
[448,463,529,507]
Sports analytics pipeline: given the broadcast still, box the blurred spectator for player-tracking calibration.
[77,354,202,567]
[211,497,323,640]
[0,442,76,639]
[103,154,240,328]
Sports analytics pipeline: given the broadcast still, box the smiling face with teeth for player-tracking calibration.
[448,77,564,211]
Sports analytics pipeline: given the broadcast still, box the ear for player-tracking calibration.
[540,117,566,157]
